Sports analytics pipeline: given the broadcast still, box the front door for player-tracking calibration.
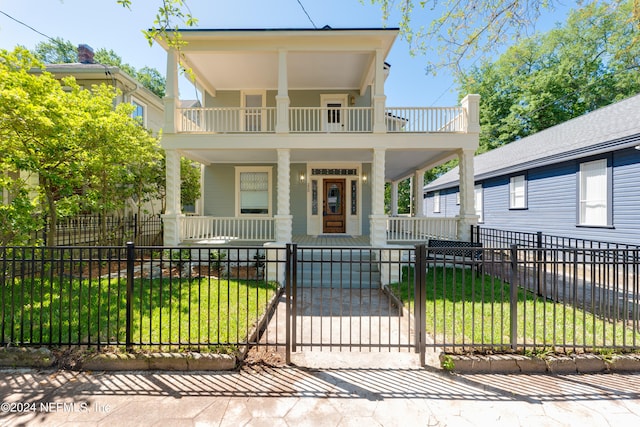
[323,179,346,233]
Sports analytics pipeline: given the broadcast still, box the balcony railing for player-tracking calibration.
[385,107,466,132]
[180,107,277,133]
[289,107,373,132]
[182,216,275,242]
[177,106,467,134]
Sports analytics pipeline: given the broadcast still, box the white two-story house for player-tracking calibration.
[157,27,480,247]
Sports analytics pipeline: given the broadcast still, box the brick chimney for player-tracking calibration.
[77,44,95,64]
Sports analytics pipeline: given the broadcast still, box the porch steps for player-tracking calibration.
[296,249,381,288]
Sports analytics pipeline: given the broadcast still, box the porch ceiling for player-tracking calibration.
[161,28,398,93]
[184,51,372,90]
[180,148,455,182]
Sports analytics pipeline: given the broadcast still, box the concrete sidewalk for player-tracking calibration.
[1,357,640,426]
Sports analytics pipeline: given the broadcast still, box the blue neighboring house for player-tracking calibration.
[423,94,640,246]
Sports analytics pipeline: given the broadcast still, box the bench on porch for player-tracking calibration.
[426,238,483,276]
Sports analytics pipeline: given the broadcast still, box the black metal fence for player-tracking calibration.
[472,225,640,252]
[0,244,285,353]
[38,214,163,246]
[413,244,640,360]
[1,242,639,359]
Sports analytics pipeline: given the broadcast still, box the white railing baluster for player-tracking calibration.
[386,217,458,241]
[181,216,275,241]
[177,106,466,133]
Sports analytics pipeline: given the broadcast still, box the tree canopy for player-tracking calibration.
[458,0,640,152]
[371,0,639,74]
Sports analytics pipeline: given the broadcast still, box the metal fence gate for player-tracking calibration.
[282,244,424,364]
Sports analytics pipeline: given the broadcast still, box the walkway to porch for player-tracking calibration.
[292,235,371,247]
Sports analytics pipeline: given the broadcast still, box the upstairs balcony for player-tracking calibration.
[177,105,468,134]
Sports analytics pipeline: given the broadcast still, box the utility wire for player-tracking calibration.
[296,0,317,29]
[0,10,117,89]
[0,9,57,44]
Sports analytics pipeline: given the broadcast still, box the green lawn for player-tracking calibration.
[390,266,638,353]
[1,274,279,351]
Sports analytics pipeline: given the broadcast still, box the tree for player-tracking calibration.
[31,37,77,64]
[458,0,640,152]
[370,0,639,74]
[0,48,163,245]
[0,48,88,245]
[180,158,201,209]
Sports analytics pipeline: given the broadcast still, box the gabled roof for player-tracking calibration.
[425,93,640,192]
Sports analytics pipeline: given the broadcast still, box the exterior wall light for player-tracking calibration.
[298,172,306,184]
[361,173,368,183]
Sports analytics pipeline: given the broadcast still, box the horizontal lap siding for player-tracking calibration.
[609,149,640,244]
[479,147,640,246]
[425,188,459,217]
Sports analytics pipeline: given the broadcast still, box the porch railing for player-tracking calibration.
[177,106,467,133]
[385,107,466,132]
[386,216,458,241]
[289,107,373,132]
[182,216,275,242]
[179,107,277,133]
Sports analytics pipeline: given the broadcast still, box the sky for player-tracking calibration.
[0,0,576,106]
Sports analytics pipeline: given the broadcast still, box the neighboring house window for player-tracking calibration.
[433,191,441,213]
[509,175,527,209]
[236,167,272,216]
[474,184,484,223]
[131,98,146,126]
[578,158,610,226]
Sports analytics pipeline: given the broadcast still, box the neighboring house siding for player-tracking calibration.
[425,188,458,217]
[428,147,640,245]
[610,148,640,242]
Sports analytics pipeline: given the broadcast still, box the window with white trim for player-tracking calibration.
[236,167,272,216]
[131,97,146,126]
[509,175,527,209]
[579,159,608,226]
[474,185,484,223]
[433,191,441,213]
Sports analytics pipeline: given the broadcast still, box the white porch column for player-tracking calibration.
[414,170,425,217]
[390,181,399,216]
[456,148,478,241]
[164,49,179,134]
[372,49,387,134]
[369,147,387,246]
[275,148,292,242]
[163,149,182,246]
[275,50,290,134]
[461,94,481,133]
